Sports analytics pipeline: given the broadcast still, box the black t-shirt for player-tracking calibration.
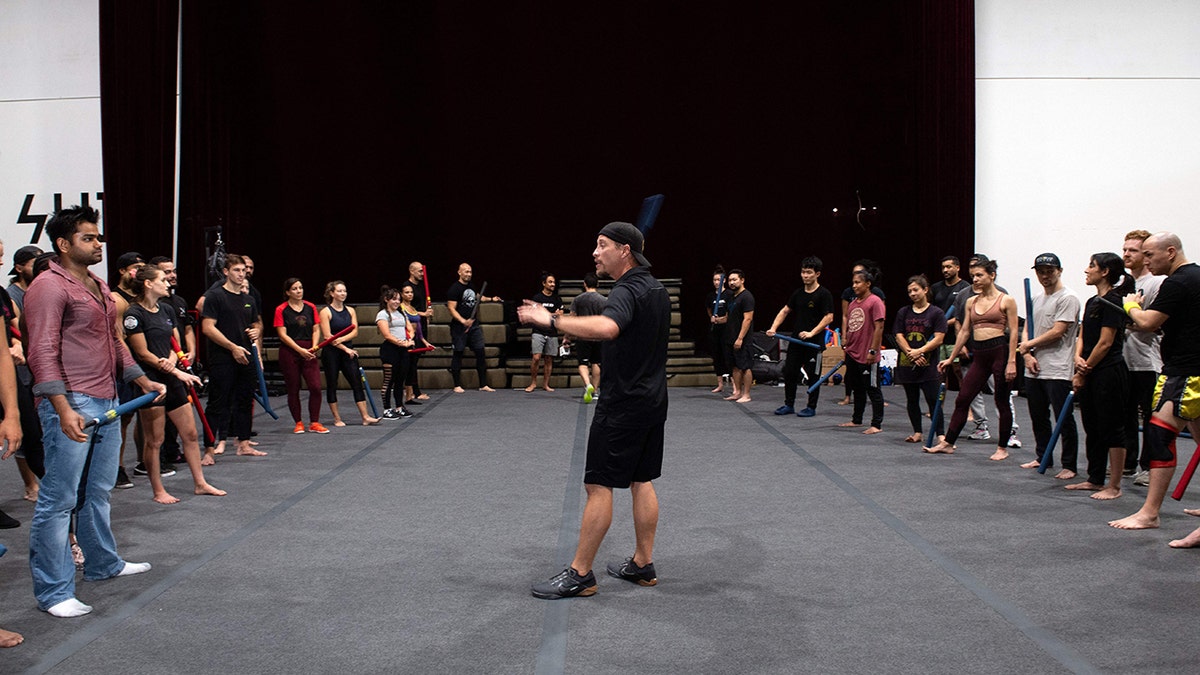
[597,266,670,427]
[447,281,477,327]
[274,301,319,342]
[1081,290,1126,371]
[786,286,834,339]
[724,289,756,344]
[202,286,260,364]
[123,301,177,361]
[164,292,192,329]
[705,289,733,338]
[530,291,563,336]
[1149,262,1200,376]
[931,279,971,313]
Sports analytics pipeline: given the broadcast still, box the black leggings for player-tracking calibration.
[379,342,410,409]
[946,343,1012,444]
[322,347,365,404]
[903,380,944,435]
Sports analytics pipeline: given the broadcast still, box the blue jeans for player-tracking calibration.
[30,393,127,609]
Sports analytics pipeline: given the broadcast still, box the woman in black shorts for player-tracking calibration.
[318,281,380,426]
[1066,252,1132,499]
[124,267,226,504]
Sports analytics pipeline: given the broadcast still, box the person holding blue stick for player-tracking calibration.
[893,275,946,444]
[25,205,165,618]
[705,267,732,394]
[767,256,834,417]
[1016,254,1081,478]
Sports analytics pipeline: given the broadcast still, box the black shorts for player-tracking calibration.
[584,416,664,488]
[146,371,191,411]
[732,344,754,371]
[1154,374,1200,421]
[575,340,602,366]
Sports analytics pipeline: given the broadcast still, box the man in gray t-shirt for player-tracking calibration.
[1017,254,1080,478]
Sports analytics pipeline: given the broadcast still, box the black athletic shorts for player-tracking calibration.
[584,415,664,488]
[1154,374,1200,421]
[732,344,754,371]
[575,340,602,366]
[145,372,191,411]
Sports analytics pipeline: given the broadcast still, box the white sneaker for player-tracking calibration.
[1007,433,1022,448]
[1133,470,1150,487]
[968,423,991,441]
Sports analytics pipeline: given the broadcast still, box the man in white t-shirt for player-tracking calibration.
[1121,230,1164,484]
[1017,253,1080,479]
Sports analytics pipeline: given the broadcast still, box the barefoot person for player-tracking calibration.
[838,268,886,434]
[319,281,380,426]
[522,222,670,599]
[1108,233,1200,538]
[929,259,1018,458]
[200,255,268,460]
[706,266,732,394]
[525,272,562,392]
[25,205,163,618]
[893,275,946,443]
[1064,253,1132,500]
[724,269,755,403]
[1017,253,1081,478]
[124,267,226,503]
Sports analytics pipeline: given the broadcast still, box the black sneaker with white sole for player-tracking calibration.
[115,466,133,489]
[531,567,597,599]
[606,557,658,586]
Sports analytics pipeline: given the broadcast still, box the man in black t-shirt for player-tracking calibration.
[446,263,501,393]
[766,256,834,417]
[706,267,733,393]
[200,254,265,461]
[1110,232,1200,541]
[931,255,972,354]
[525,272,563,393]
[151,256,193,465]
[520,221,669,600]
[568,272,606,403]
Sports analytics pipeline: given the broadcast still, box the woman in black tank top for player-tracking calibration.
[318,281,380,426]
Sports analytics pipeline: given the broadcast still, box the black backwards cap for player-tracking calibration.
[597,222,651,267]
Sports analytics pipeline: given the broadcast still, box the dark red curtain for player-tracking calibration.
[99,0,179,284]
[104,1,975,341]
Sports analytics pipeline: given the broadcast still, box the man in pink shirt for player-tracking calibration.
[25,205,165,618]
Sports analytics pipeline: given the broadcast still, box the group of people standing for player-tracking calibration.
[708,230,1200,548]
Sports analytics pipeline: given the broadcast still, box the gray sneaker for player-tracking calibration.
[1133,470,1151,487]
[968,423,991,441]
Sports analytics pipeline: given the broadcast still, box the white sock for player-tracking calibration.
[116,561,152,577]
[46,598,93,618]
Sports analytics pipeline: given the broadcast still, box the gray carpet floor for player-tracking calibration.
[0,385,1197,674]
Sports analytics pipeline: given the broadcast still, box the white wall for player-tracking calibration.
[0,0,103,257]
[975,0,1200,314]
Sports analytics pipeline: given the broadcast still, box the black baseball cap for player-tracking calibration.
[1032,253,1062,269]
[598,222,651,267]
[116,251,144,270]
[8,245,43,276]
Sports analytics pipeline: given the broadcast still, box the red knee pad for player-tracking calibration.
[1147,417,1179,469]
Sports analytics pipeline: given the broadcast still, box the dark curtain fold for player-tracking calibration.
[98,0,179,283]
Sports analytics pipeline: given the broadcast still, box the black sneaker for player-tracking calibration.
[160,463,177,477]
[531,567,597,599]
[606,557,658,586]
[381,409,400,420]
[132,462,149,476]
[0,508,19,529]
[115,467,133,489]
[398,407,413,418]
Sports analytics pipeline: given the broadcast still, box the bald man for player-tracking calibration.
[446,263,501,393]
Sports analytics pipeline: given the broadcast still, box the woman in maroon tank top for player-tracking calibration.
[929,259,1019,459]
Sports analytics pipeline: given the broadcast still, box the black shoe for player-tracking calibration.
[531,567,597,599]
[398,407,413,418]
[160,463,177,477]
[404,399,423,406]
[0,509,19,529]
[132,462,149,476]
[115,467,133,489]
[606,557,658,586]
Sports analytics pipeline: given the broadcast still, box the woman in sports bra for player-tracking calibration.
[929,259,1019,459]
